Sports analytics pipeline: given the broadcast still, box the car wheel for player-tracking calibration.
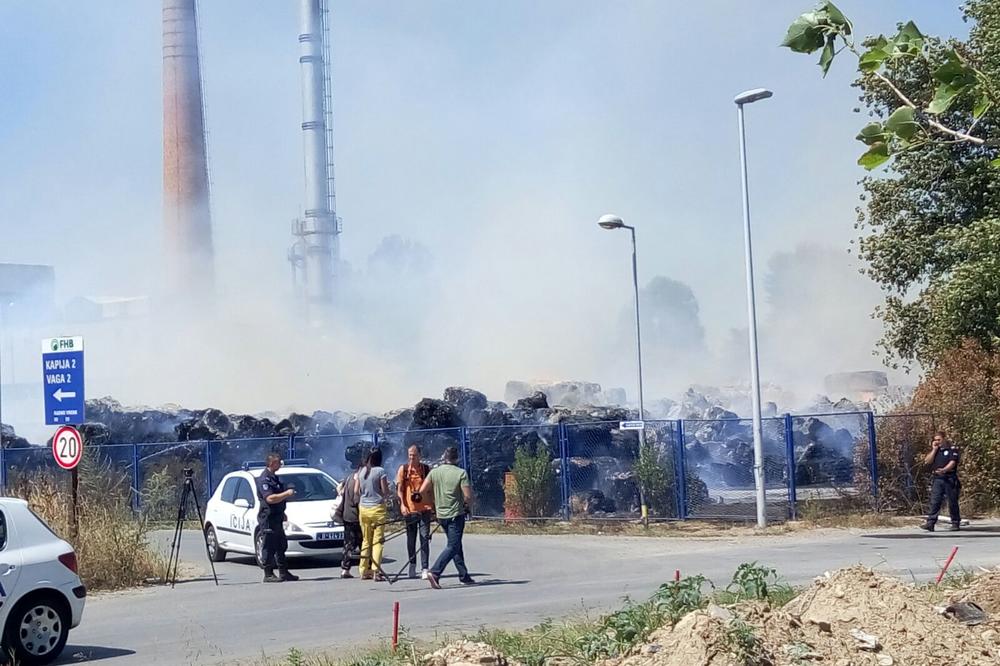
[3,594,69,666]
[205,524,227,562]
[255,530,265,568]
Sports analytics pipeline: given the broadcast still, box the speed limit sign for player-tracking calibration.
[52,426,84,470]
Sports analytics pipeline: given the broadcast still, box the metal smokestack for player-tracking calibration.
[163,0,214,297]
[291,0,340,308]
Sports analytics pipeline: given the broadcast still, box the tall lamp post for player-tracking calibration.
[597,214,645,419]
[598,214,647,524]
[734,88,773,529]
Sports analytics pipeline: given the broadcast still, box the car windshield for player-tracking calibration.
[278,472,338,502]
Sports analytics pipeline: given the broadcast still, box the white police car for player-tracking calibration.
[0,497,86,665]
[204,460,345,566]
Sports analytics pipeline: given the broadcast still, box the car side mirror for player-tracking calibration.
[234,499,250,509]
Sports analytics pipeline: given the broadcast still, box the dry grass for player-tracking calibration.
[463,513,911,539]
[239,640,421,666]
[7,452,166,590]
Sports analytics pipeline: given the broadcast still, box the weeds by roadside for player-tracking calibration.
[723,618,771,666]
[716,562,797,607]
[7,449,166,590]
[463,518,795,538]
[463,513,913,539]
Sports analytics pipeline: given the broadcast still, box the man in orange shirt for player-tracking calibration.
[397,445,434,579]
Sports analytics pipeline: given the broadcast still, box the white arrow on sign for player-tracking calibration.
[53,388,77,402]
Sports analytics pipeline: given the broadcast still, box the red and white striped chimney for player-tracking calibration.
[163,0,214,298]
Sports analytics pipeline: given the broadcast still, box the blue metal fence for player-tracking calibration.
[0,410,906,521]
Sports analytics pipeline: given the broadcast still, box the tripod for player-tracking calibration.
[165,471,219,588]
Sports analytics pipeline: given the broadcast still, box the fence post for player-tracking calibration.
[288,433,296,459]
[674,420,688,520]
[459,427,470,472]
[205,440,215,497]
[558,423,570,521]
[784,413,797,520]
[866,411,879,505]
[133,443,142,512]
[0,440,7,494]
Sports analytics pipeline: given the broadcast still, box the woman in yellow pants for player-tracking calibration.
[355,449,390,580]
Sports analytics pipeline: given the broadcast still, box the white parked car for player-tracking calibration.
[204,461,345,566]
[0,498,86,665]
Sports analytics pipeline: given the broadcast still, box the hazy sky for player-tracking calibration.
[0,1,971,421]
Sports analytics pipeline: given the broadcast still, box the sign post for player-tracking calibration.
[42,337,85,426]
[52,425,84,540]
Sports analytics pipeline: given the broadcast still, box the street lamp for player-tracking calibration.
[597,214,644,419]
[735,88,773,529]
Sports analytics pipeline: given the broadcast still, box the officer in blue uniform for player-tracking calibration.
[256,453,299,582]
[920,431,962,532]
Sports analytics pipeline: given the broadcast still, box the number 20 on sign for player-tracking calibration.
[52,426,84,470]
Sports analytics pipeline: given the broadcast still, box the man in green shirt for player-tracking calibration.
[419,446,475,588]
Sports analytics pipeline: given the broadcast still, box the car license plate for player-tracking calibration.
[316,531,340,541]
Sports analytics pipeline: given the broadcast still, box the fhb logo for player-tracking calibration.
[50,339,75,352]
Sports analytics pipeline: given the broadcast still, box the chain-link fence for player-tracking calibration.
[0,410,898,522]
[789,412,875,518]
[467,425,563,519]
[563,421,684,520]
[680,417,788,521]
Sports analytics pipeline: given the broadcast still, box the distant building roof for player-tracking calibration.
[64,295,150,322]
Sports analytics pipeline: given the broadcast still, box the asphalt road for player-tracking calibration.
[57,520,1000,665]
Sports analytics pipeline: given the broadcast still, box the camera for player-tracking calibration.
[183,468,194,479]
[410,491,422,503]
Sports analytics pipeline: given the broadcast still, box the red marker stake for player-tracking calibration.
[392,601,400,651]
[674,569,681,582]
[935,546,959,584]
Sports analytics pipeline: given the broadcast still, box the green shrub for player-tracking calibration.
[510,445,557,517]
[718,562,796,607]
[633,438,671,515]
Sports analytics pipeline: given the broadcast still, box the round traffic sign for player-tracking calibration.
[52,426,84,470]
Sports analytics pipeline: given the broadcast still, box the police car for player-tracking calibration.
[0,498,86,665]
[204,460,345,566]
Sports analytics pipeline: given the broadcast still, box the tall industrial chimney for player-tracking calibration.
[291,0,340,309]
[163,0,214,297]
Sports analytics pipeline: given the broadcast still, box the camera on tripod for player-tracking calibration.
[165,466,218,588]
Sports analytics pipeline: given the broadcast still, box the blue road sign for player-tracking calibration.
[42,337,85,426]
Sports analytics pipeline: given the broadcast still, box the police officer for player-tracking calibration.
[256,453,299,582]
[920,430,962,532]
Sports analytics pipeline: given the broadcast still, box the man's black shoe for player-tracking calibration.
[263,570,282,583]
[919,522,935,532]
[459,576,477,585]
[278,569,300,582]
[949,524,961,532]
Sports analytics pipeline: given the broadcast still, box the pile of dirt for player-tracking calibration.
[610,609,737,666]
[600,566,1000,666]
[960,569,1000,615]
[422,641,522,666]
[759,566,999,665]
